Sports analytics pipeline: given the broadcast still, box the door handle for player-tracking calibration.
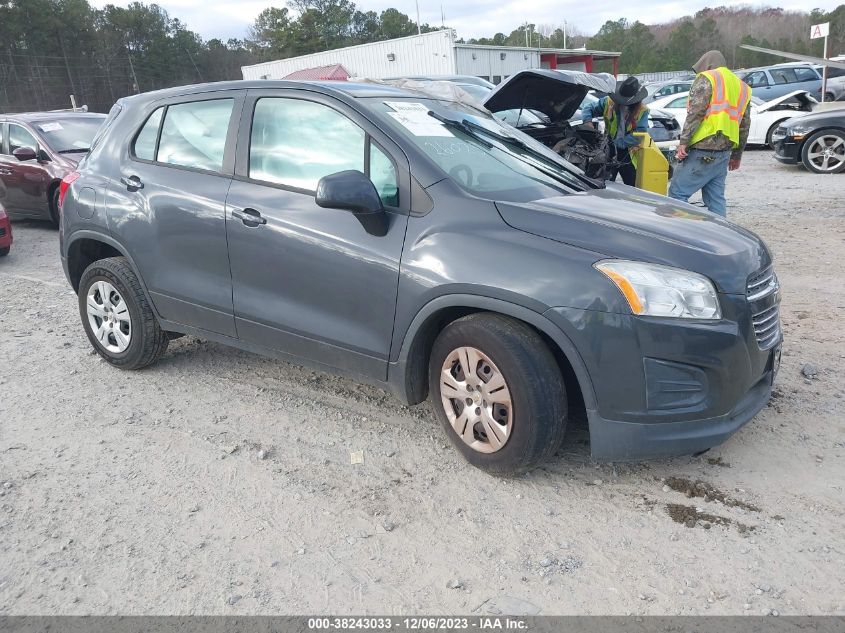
[120,175,144,191]
[232,207,266,227]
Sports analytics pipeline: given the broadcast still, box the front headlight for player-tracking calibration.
[595,260,722,320]
[787,123,814,140]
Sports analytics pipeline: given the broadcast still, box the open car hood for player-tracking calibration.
[756,90,816,112]
[484,69,617,123]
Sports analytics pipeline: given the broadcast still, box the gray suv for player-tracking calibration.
[59,80,782,474]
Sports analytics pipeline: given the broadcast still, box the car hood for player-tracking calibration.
[756,90,816,112]
[495,185,769,294]
[783,107,845,129]
[484,69,617,123]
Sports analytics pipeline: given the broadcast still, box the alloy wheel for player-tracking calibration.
[806,134,845,172]
[439,346,512,453]
[86,280,132,353]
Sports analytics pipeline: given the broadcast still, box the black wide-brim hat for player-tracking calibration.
[611,76,648,106]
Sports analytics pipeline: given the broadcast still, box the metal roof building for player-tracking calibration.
[242,30,620,85]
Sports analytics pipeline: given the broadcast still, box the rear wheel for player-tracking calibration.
[801,129,845,174]
[429,313,567,475]
[78,257,168,369]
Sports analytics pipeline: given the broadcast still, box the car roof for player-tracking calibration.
[117,79,422,109]
[0,111,107,122]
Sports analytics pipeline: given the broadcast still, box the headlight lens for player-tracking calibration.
[595,260,722,320]
[787,124,814,138]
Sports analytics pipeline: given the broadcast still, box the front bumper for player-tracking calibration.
[546,291,781,461]
[0,217,11,250]
[773,136,801,164]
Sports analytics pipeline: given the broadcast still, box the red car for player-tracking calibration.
[0,112,106,226]
[0,202,12,256]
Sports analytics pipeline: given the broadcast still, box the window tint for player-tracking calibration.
[0,124,5,152]
[157,99,233,172]
[370,142,398,206]
[9,124,38,153]
[794,67,819,82]
[249,98,364,190]
[133,107,163,160]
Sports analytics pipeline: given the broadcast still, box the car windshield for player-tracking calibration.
[367,97,592,201]
[32,116,106,153]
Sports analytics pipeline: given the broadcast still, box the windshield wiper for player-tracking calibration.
[428,112,597,192]
[57,148,90,154]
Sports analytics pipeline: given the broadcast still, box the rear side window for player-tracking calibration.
[132,99,233,172]
[133,107,163,160]
[770,68,796,85]
[157,100,233,172]
[794,67,819,82]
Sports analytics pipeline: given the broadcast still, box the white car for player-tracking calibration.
[650,90,818,147]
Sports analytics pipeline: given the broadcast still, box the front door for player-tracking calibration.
[226,90,410,379]
[0,123,49,215]
[106,93,244,337]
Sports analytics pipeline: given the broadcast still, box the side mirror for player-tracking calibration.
[315,170,388,237]
[12,147,37,162]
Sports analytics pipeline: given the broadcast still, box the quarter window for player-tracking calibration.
[9,124,38,154]
[156,99,233,171]
[249,98,398,205]
[133,107,163,161]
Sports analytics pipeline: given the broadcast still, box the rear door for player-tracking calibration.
[0,123,49,215]
[107,91,244,337]
[225,89,410,379]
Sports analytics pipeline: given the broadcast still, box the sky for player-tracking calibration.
[89,0,842,42]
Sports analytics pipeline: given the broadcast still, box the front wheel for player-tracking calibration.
[429,313,567,475]
[801,129,845,174]
[78,257,168,369]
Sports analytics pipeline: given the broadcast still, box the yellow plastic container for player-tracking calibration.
[633,132,669,195]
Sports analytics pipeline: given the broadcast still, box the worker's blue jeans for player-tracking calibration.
[668,148,731,216]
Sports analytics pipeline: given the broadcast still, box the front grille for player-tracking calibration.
[747,266,778,301]
[0,227,5,237]
[752,304,780,349]
[747,265,781,349]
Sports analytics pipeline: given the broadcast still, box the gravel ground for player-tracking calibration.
[1,150,843,616]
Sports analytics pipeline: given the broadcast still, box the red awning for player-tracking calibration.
[283,64,350,80]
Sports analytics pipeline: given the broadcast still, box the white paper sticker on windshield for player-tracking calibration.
[384,101,430,113]
[387,111,453,137]
[39,122,63,132]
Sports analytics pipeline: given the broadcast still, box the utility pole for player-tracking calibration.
[415,0,421,35]
[563,20,567,49]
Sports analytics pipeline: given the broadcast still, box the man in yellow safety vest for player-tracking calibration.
[668,50,751,216]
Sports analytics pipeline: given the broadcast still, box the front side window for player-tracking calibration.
[9,124,38,154]
[667,96,688,109]
[744,71,768,88]
[156,99,233,172]
[249,97,399,206]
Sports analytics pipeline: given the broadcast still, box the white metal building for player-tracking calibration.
[242,30,620,84]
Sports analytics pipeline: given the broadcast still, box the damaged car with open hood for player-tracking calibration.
[483,69,680,178]
[60,79,781,475]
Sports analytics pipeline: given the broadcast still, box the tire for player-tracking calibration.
[801,129,845,174]
[825,93,835,103]
[78,256,168,369]
[765,120,786,148]
[0,246,9,257]
[48,186,60,227]
[428,313,567,475]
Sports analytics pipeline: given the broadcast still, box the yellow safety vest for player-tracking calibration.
[603,99,646,169]
[689,67,751,148]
